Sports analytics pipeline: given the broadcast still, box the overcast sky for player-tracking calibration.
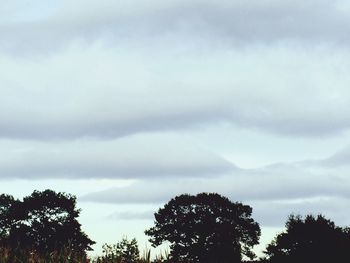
[1,0,350,256]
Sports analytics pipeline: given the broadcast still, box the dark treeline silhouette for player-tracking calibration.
[1,190,350,263]
[0,189,94,261]
[145,193,350,263]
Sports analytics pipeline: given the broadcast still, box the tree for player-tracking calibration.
[145,193,261,263]
[264,214,350,263]
[0,194,18,242]
[0,189,95,256]
[101,237,140,263]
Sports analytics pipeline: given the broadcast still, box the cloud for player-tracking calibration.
[2,0,350,251]
[0,3,349,140]
[0,42,350,139]
[80,170,350,204]
[1,0,350,54]
[0,134,235,180]
[319,146,350,167]
[80,148,350,227]
[80,147,350,204]
[252,197,350,227]
[81,175,350,227]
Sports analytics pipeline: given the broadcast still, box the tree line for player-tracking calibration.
[0,190,349,263]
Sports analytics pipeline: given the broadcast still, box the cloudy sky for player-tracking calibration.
[2,0,350,256]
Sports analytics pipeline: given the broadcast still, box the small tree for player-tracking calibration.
[264,214,350,263]
[145,193,261,263]
[101,237,140,263]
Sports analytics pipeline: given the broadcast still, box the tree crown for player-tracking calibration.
[145,192,260,263]
[265,214,350,263]
[0,189,95,255]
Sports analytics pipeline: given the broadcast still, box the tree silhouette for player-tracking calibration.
[101,237,140,263]
[264,214,350,263]
[0,189,95,255]
[145,193,261,263]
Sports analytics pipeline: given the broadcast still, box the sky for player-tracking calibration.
[1,0,350,257]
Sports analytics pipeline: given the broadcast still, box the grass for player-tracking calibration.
[0,246,90,263]
[0,246,170,263]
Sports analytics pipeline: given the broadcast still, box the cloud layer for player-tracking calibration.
[2,0,350,53]
[1,0,350,252]
[81,146,350,226]
[1,43,350,140]
[0,2,350,140]
[0,134,235,179]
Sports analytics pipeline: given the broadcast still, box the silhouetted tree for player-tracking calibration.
[145,193,261,263]
[264,214,350,263]
[0,189,95,256]
[101,237,140,263]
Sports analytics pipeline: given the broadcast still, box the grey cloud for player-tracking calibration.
[80,150,350,204]
[1,0,350,54]
[0,135,235,179]
[252,197,350,227]
[1,43,350,139]
[319,146,350,167]
[80,155,350,227]
[0,106,224,140]
[81,172,350,227]
[281,146,350,168]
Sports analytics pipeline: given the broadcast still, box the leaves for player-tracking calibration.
[145,192,260,263]
[265,214,350,263]
[0,189,95,256]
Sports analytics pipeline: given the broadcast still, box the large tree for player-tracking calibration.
[264,214,350,263]
[0,189,95,255]
[145,193,261,263]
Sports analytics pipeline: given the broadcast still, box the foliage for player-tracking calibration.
[93,245,172,263]
[95,237,140,263]
[145,192,261,263]
[0,189,95,257]
[264,214,350,263]
[0,245,89,263]
[3,189,350,263]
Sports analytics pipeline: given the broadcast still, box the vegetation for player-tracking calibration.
[264,214,350,263]
[145,193,260,263]
[96,237,140,263]
[0,189,94,259]
[0,246,89,263]
[0,190,350,263]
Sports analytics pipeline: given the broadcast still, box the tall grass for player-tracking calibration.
[0,246,171,263]
[0,246,89,263]
[92,248,169,263]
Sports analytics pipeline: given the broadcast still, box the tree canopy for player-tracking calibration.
[0,189,95,255]
[264,214,350,263]
[101,237,140,263]
[145,192,261,263]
